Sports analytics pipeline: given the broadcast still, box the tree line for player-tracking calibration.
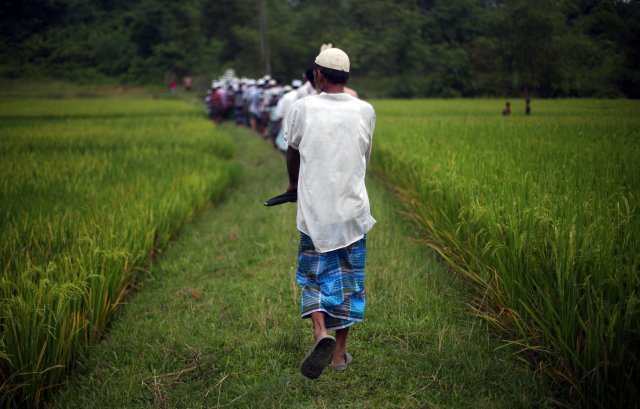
[1,0,638,98]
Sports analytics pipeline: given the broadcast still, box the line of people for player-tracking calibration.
[204,65,359,155]
[204,69,319,155]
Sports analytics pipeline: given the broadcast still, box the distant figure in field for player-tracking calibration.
[525,98,531,115]
[169,80,177,95]
[502,101,511,116]
[204,88,214,119]
[183,76,192,92]
[210,83,225,124]
[233,83,246,126]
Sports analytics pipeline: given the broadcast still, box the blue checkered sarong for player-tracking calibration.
[296,232,367,331]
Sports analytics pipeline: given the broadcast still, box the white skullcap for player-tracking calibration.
[268,79,277,86]
[291,79,303,88]
[315,48,349,72]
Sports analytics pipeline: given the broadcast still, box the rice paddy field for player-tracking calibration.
[0,98,235,407]
[370,99,640,407]
[1,94,638,408]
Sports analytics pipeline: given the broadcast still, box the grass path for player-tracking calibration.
[50,124,549,408]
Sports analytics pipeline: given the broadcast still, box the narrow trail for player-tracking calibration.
[51,124,548,408]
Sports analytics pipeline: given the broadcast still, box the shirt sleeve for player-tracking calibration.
[285,100,306,149]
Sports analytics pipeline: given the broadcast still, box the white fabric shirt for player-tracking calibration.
[285,92,376,252]
[274,89,300,122]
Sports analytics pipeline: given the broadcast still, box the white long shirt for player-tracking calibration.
[285,92,376,252]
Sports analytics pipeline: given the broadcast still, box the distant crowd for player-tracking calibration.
[203,65,358,155]
[202,64,530,155]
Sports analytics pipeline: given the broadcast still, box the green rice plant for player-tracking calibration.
[370,99,640,408]
[0,98,235,407]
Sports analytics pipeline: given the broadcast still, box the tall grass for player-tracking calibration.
[370,99,640,408]
[0,98,235,407]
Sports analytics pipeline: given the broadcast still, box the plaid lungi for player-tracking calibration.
[296,232,367,331]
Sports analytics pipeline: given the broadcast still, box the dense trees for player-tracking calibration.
[1,0,638,97]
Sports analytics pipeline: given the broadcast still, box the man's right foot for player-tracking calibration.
[300,335,336,380]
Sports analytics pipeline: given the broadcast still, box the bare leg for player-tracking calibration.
[310,312,328,341]
[332,327,350,365]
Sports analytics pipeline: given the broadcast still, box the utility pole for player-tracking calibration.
[259,0,271,75]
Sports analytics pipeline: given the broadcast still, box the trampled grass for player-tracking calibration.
[370,99,640,407]
[0,98,235,407]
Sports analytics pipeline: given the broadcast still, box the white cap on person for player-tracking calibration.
[314,47,349,73]
[291,79,303,88]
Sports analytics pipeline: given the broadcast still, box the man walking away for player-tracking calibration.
[285,47,376,380]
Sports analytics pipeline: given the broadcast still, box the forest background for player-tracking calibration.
[1,0,639,98]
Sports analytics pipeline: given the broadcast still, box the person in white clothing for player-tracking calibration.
[274,79,303,123]
[296,68,318,100]
[274,78,307,154]
[284,47,376,380]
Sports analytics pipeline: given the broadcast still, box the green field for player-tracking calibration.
[1,95,638,408]
[47,123,549,409]
[371,99,640,406]
[0,98,235,407]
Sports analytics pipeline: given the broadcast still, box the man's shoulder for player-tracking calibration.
[293,92,322,106]
[353,97,374,111]
[346,96,375,117]
[293,93,374,113]
[288,97,309,118]
[291,96,306,108]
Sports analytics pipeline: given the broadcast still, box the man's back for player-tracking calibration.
[285,92,376,252]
